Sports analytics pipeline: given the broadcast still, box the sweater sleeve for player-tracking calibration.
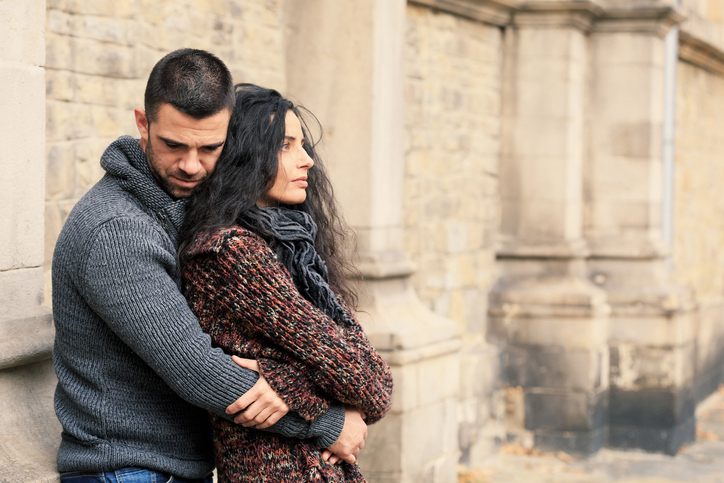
[183,230,393,423]
[77,218,344,445]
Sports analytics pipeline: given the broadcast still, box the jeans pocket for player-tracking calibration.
[59,472,110,482]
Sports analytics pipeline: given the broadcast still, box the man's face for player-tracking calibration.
[134,103,231,199]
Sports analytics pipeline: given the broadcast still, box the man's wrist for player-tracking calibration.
[310,403,345,448]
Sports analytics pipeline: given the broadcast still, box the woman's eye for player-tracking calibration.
[281,143,291,151]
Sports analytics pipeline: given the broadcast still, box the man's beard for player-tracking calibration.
[145,137,203,199]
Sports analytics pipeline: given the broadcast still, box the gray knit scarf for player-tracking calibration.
[257,207,350,326]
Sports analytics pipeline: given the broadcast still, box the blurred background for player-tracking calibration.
[3,0,724,481]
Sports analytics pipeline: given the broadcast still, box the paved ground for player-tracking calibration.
[461,387,724,483]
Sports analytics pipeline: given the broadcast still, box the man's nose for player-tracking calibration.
[178,150,202,176]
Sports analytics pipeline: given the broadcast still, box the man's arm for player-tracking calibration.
[77,218,344,445]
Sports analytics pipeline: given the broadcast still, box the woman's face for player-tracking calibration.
[258,110,315,207]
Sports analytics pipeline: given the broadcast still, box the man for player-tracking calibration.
[52,48,366,482]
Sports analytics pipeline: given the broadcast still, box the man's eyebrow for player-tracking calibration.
[157,136,225,149]
[157,136,188,148]
[201,140,226,149]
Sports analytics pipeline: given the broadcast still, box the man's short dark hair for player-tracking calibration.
[144,48,235,123]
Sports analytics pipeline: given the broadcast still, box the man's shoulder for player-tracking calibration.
[58,176,161,250]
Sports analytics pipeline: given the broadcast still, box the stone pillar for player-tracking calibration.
[587,4,695,454]
[285,1,460,481]
[489,1,611,455]
[0,0,61,481]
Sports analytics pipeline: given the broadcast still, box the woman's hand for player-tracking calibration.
[225,355,290,428]
[323,406,367,465]
[321,449,341,465]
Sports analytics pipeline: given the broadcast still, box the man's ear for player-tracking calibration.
[134,107,149,149]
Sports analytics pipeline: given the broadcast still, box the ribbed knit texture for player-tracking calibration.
[52,136,345,478]
[182,226,394,483]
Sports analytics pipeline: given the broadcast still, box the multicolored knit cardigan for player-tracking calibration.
[182,226,393,483]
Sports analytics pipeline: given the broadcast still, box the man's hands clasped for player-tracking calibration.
[225,357,368,465]
[225,356,290,428]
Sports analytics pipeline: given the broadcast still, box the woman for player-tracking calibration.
[179,84,393,482]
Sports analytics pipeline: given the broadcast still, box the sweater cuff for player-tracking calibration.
[309,403,345,448]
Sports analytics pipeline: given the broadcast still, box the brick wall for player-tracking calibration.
[44,0,286,301]
[403,4,501,336]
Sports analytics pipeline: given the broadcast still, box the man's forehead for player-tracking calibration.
[151,104,230,141]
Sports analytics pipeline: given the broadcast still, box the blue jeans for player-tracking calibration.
[59,467,214,483]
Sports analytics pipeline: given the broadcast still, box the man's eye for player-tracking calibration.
[165,142,181,149]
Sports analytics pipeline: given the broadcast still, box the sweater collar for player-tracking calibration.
[101,135,188,232]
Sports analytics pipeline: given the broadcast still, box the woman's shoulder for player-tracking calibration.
[184,225,268,258]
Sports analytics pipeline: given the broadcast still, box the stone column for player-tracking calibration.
[0,0,61,481]
[587,4,695,454]
[488,1,611,455]
[285,1,460,481]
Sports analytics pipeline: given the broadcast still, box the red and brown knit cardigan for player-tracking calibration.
[182,226,393,483]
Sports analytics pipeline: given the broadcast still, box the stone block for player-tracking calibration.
[608,418,696,456]
[609,313,696,347]
[0,0,45,65]
[46,68,75,102]
[609,341,695,389]
[0,268,47,328]
[358,413,403,475]
[44,32,73,71]
[591,31,664,67]
[46,143,76,200]
[496,314,608,349]
[591,63,665,123]
[505,346,607,391]
[402,400,456,472]
[459,341,500,399]
[46,9,73,36]
[79,15,130,43]
[0,61,46,271]
[610,384,695,429]
[0,361,61,482]
[587,154,658,201]
[524,388,608,433]
[534,425,607,455]
[389,363,419,414]
[417,353,460,407]
[72,38,136,77]
[518,27,586,62]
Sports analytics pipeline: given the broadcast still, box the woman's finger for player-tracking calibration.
[231,355,259,372]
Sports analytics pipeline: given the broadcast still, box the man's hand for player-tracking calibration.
[324,406,367,465]
[225,355,289,429]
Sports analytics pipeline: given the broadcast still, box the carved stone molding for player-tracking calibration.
[408,0,519,26]
[593,6,686,37]
[514,1,604,31]
[679,30,724,77]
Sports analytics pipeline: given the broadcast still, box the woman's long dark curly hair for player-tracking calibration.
[179,83,358,307]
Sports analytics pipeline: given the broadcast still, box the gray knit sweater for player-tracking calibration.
[52,136,344,478]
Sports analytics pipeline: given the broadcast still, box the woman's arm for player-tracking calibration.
[183,228,393,423]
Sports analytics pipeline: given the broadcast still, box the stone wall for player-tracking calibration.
[674,62,724,306]
[403,4,504,466]
[403,3,500,337]
[674,0,724,399]
[43,0,287,300]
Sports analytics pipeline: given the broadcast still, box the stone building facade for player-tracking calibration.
[3,0,724,482]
